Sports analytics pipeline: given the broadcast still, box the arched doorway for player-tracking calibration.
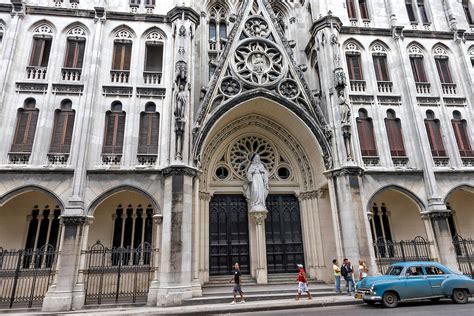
[83,187,161,305]
[196,98,328,282]
[0,187,63,308]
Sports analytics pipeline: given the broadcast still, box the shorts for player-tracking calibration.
[233,285,243,294]
[298,282,309,293]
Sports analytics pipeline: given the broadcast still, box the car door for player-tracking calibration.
[403,266,432,299]
[424,266,448,296]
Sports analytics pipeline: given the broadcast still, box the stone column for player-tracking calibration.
[198,192,211,284]
[250,210,268,284]
[425,211,459,271]
[155,166,198,306]
[42,216,90,312]
[147,215,163,306]
[298,192,317,278]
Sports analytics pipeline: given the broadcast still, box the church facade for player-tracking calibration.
[0,0,473,311]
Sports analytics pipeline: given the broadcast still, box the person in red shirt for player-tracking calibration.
[295,264,312,300]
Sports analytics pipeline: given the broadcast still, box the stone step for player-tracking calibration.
[202,286,335,297]
[182,290,341,306]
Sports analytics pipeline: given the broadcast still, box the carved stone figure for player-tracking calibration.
[244,154,269,212]
[338,89,351,125]
[175,85,187,120]
[252,53,266,73]
[175,61,188,85]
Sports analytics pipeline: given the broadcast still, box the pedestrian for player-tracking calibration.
[332,259,341,294]
[358,260,369,281]
[295,264,313,301]
[228,262,245,304]
[341,258,355,295]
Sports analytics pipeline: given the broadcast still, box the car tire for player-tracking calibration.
[452,289,468,304]
[363,299,377,305]
[382,291,399,308]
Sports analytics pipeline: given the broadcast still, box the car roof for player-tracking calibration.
[390,261,445,268]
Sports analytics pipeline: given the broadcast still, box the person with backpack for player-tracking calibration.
[341,258,355,295]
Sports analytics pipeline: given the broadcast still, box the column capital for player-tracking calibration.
[250,210,268,225]
[163,165,200,178]
[327,166,364,178]
[60,216,93,226]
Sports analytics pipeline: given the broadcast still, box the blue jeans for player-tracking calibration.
[345,276,355,293]
[335,276,341,293]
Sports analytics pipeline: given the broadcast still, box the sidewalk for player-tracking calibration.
[5,295,361,315]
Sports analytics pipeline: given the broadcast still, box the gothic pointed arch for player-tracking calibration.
[193,0,333,169]
[0,185,65,210]
[62,22,90,36]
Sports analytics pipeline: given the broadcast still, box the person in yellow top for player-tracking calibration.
[333,259,341,294]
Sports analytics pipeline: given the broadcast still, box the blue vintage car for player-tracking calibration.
[355,261,474,308]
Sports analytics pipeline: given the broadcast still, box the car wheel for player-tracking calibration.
[382,291,399,308]
[452,289,468,304]
[363,299,377,305]
[430,298,441,303]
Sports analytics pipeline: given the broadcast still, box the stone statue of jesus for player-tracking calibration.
[244,154,269,212]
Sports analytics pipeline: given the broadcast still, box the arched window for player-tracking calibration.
[49,99,75,154]
[384,110,406,157]
[138,102,159,156]
[103,101,126,155]
[345,42,366,92]
[11,98,39,154]
[369,203,393,242]
[463,0,474,25]
[111,29,133,83]
[424,110,446,157]
[62,26,86,81]
[346,0,370,20]
[371,43,390,82]
[208,3,228,51]
[408,44,428,83]
[451,111,473,157]
[143,30,164,85]
[433,45,453,84]
[405,0,417,23]
[346,0,357,19]
[357,109,377,157]
[27,24,53,80]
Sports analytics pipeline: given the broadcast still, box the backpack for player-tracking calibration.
[340,265,348,277]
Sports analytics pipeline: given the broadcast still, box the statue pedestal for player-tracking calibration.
[249,209,268,284]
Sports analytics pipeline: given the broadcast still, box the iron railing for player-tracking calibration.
[0,245,58,308]
[83,241,156,305]
[452,235,473,278]
[373,236,433,274]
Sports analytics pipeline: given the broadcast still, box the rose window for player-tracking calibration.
[278,79,299,99]
[229,136,277,179]
[232,39,286,87]
[220,77,242,97]
[243,16,271,38]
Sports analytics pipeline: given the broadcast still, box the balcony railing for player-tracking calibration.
[377,81,393,93]
[61,68,82,82]
[462,157,474,167]
[363,156,380,167]
[143,71,162,85]
[47,153,69,166]
[137,154,157,166]
[392,157,409,167]
[102,154,122,166]
[209,40,225,51]
[26,66,47,80]
[415,82,431,94]
[350,80,367,92]
[110,70,130,84]
[8,153,30,165]
[433,157,449,167]
[441,83,457,95]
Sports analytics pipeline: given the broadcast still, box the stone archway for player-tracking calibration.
[445,185,474,239]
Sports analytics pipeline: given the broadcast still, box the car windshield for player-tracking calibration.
[385,266,403,276]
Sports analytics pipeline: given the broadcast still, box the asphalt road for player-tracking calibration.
[225,300,474,316]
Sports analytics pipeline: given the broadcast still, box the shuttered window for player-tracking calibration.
[452,119,473,157]
[11,108,39,153]
[417,0,430,24]
[359,0,369,19]
[424,118,446,157]
[357,112,378,157]
[435,58,453,84]
[29,38,52,67]
[64,39,85,69]
[144,43,163,72]
[112,42,132,70]
[410,57,428,82]
[346,0,357,19]
[138,112,159,155]
[464,0,474,25]
[145,0,155,6]
[373,55,390,81]
[103,111,126,154]
[346,55,363,80]
[49,110,75,153]
[385,117,406,157]
[406,0,417,22]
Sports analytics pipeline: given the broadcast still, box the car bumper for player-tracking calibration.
[355,292,382,301]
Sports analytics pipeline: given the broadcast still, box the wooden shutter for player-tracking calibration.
[138,112,159,155]
[347,55,363,80]
[417,0,430,24]
[11,109,39,152]
[373,55,389,81]
[410,57,427,82]
[346,0,356,19]
[385,118,406,157]
[64,39,85,69]
[357,117,378,157]
[452,119,473,157]
[30,38,52,67]
[359,0,369,19]
[435,58,453,84]
[424,119,446,157]
[50,110,75,153]
[406,0,417,22]
[145,44,163,72]
[464,0,474,25]
[112,43,132,70]
[103,112,126,154]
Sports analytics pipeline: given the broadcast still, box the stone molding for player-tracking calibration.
[329,166,364,178]
[167,6,200,25]
[162,165,199,178]
[60,216,92,226]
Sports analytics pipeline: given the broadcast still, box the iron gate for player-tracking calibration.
[0,245,57,308]
[265,195,305,273]
[83,241,154,305]
[373,236,433,274]
[452,235,473,278]
[209,195,250,276]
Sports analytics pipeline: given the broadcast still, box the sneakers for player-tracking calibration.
[230,301,236,305]
[240,300,246,304]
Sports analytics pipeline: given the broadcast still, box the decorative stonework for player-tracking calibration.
[162,166,199,178]
[243,16,271,38]
[278,79,299,100]
[220,77,242,97]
